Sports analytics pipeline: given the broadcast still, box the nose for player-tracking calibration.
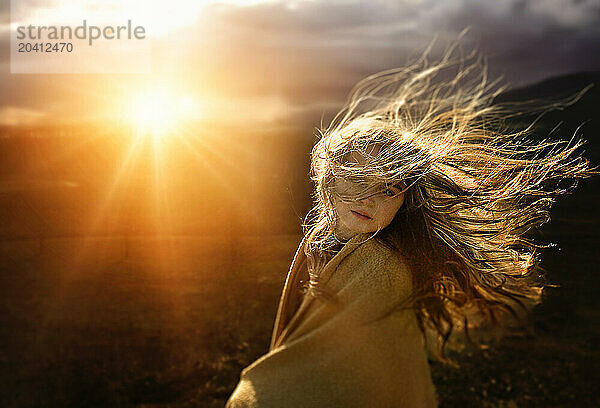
[358,195,375,207]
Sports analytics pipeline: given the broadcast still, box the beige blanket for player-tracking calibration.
[226,233,438,407]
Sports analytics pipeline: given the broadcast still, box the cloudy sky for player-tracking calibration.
[0,0,599,128]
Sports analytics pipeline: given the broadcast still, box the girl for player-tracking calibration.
[226,48,595,407]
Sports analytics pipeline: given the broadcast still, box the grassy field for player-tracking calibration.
[0,235,298,407]
[0,219,598,407]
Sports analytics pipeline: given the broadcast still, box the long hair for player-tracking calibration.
[301,45,597,360]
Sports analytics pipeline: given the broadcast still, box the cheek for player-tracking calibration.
[379,209,396,226]
[333,198,352,221]
[376,199,404,226]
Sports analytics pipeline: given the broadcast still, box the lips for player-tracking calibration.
[351,210,372,220]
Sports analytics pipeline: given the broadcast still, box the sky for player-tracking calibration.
[0,0,599,128]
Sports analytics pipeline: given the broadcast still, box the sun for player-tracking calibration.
[125,87,200,137]
[130,89,173,135]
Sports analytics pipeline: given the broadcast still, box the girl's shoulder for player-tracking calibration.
[338,234,413,297]
[328,235,415,324]
[346,234,409,272]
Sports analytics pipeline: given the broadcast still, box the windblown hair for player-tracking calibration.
[301,46,596,360]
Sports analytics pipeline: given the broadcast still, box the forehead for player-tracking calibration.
[343,144,384,165]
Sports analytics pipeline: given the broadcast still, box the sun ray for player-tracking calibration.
[171,125,261,224]
[73,130,146,264]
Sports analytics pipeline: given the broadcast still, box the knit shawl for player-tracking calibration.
[226,233,438,407]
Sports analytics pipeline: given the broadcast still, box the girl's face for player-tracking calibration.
[332,178,405,240]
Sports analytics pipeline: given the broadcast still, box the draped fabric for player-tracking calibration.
[226,233,438,408]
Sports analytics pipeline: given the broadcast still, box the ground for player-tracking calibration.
[0,213,597,407]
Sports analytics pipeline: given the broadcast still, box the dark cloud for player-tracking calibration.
[212,0,417,33]
[189,0,598,88]
[187,0,599,126]
[201,0,600,85]
[437,0,600,84]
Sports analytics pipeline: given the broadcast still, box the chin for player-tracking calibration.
[355,226,378,234]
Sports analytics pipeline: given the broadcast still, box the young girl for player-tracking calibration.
[225,49,595,407]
